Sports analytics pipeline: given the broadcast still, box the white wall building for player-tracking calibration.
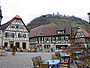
[0,15,29,50]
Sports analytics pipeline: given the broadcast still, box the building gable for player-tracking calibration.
[2,15,29,32]
[74,27,89,44]
[75,27,85,38]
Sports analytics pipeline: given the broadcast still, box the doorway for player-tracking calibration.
[4,42,8,47]
[16,42,20,48]
[22,42,26,49]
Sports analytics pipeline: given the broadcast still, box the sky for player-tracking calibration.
[0,0,90,25]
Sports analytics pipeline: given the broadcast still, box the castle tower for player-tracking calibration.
[0,6,3,25]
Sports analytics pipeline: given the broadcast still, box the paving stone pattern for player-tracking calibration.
[0,52,54,68]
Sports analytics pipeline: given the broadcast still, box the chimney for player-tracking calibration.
[88,12,90,24]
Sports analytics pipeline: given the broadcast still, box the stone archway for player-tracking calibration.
[4,42,8,47]
[9,41,14,48]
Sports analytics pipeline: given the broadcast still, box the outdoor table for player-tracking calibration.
[61,54,70,59]
[60,54,70,63]
[42,60,60,68]
[73,51,82,59]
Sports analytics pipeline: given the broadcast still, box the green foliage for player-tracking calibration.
[1,46,5,49]
[12,45,17,52]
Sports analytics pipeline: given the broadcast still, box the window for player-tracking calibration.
[5,32,9,38]
[44,37,49,41]
[23,34,26,38]
[56,45,61,50]
[52,37,56,41]
[40,37,43,41]
[11,25,15,28]
[20,26,23,29]
[44,45,50,49]
[57,30,65,34]
[10,33,14,38]
[16,20,19,22]
[58,37,61,40]
[18,33,22,38]
[65,36,68,40]
[16,25,19,28]
[61,37,64,40]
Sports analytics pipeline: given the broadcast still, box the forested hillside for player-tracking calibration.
[27,14,89,32]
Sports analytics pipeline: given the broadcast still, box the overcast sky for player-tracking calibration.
[0,0,90,25]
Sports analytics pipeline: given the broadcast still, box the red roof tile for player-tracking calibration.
[80,27,89,37]
[2,15,21,31]
[14,15,21,18]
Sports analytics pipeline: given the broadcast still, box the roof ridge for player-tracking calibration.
[14,15,21,18]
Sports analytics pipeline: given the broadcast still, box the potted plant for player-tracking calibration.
[12,45,17,55]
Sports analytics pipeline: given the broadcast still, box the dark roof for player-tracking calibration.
[0,15,29,32]
[30,23,71,37]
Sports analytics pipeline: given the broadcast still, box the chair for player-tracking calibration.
[52,56,59,60]
[78,64,83,68]
[58,55,61,60]
[32,57,39,68]
[40,64,48,68]
[67,52,72,56]
[71,53,75,60]
[37,56,43,62]
[59,64,69,68]
[37,56,44,66]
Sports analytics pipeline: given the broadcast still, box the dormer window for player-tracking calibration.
[57,30,65,34]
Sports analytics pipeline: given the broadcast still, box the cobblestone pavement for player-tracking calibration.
[0,52,54,68]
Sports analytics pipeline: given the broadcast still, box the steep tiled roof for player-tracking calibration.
[72,27,89,38]
[30,23,71,37]
[80,27,89,37]
[15,15,21,18]
[0,15,29,32]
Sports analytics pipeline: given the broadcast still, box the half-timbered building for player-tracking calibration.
[29,23,71,52]
[0,15,29,50]
[73,27,89,47]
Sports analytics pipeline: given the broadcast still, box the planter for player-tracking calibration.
[12,52,15,55]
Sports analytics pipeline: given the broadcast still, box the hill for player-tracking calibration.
[27,14,89,32]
